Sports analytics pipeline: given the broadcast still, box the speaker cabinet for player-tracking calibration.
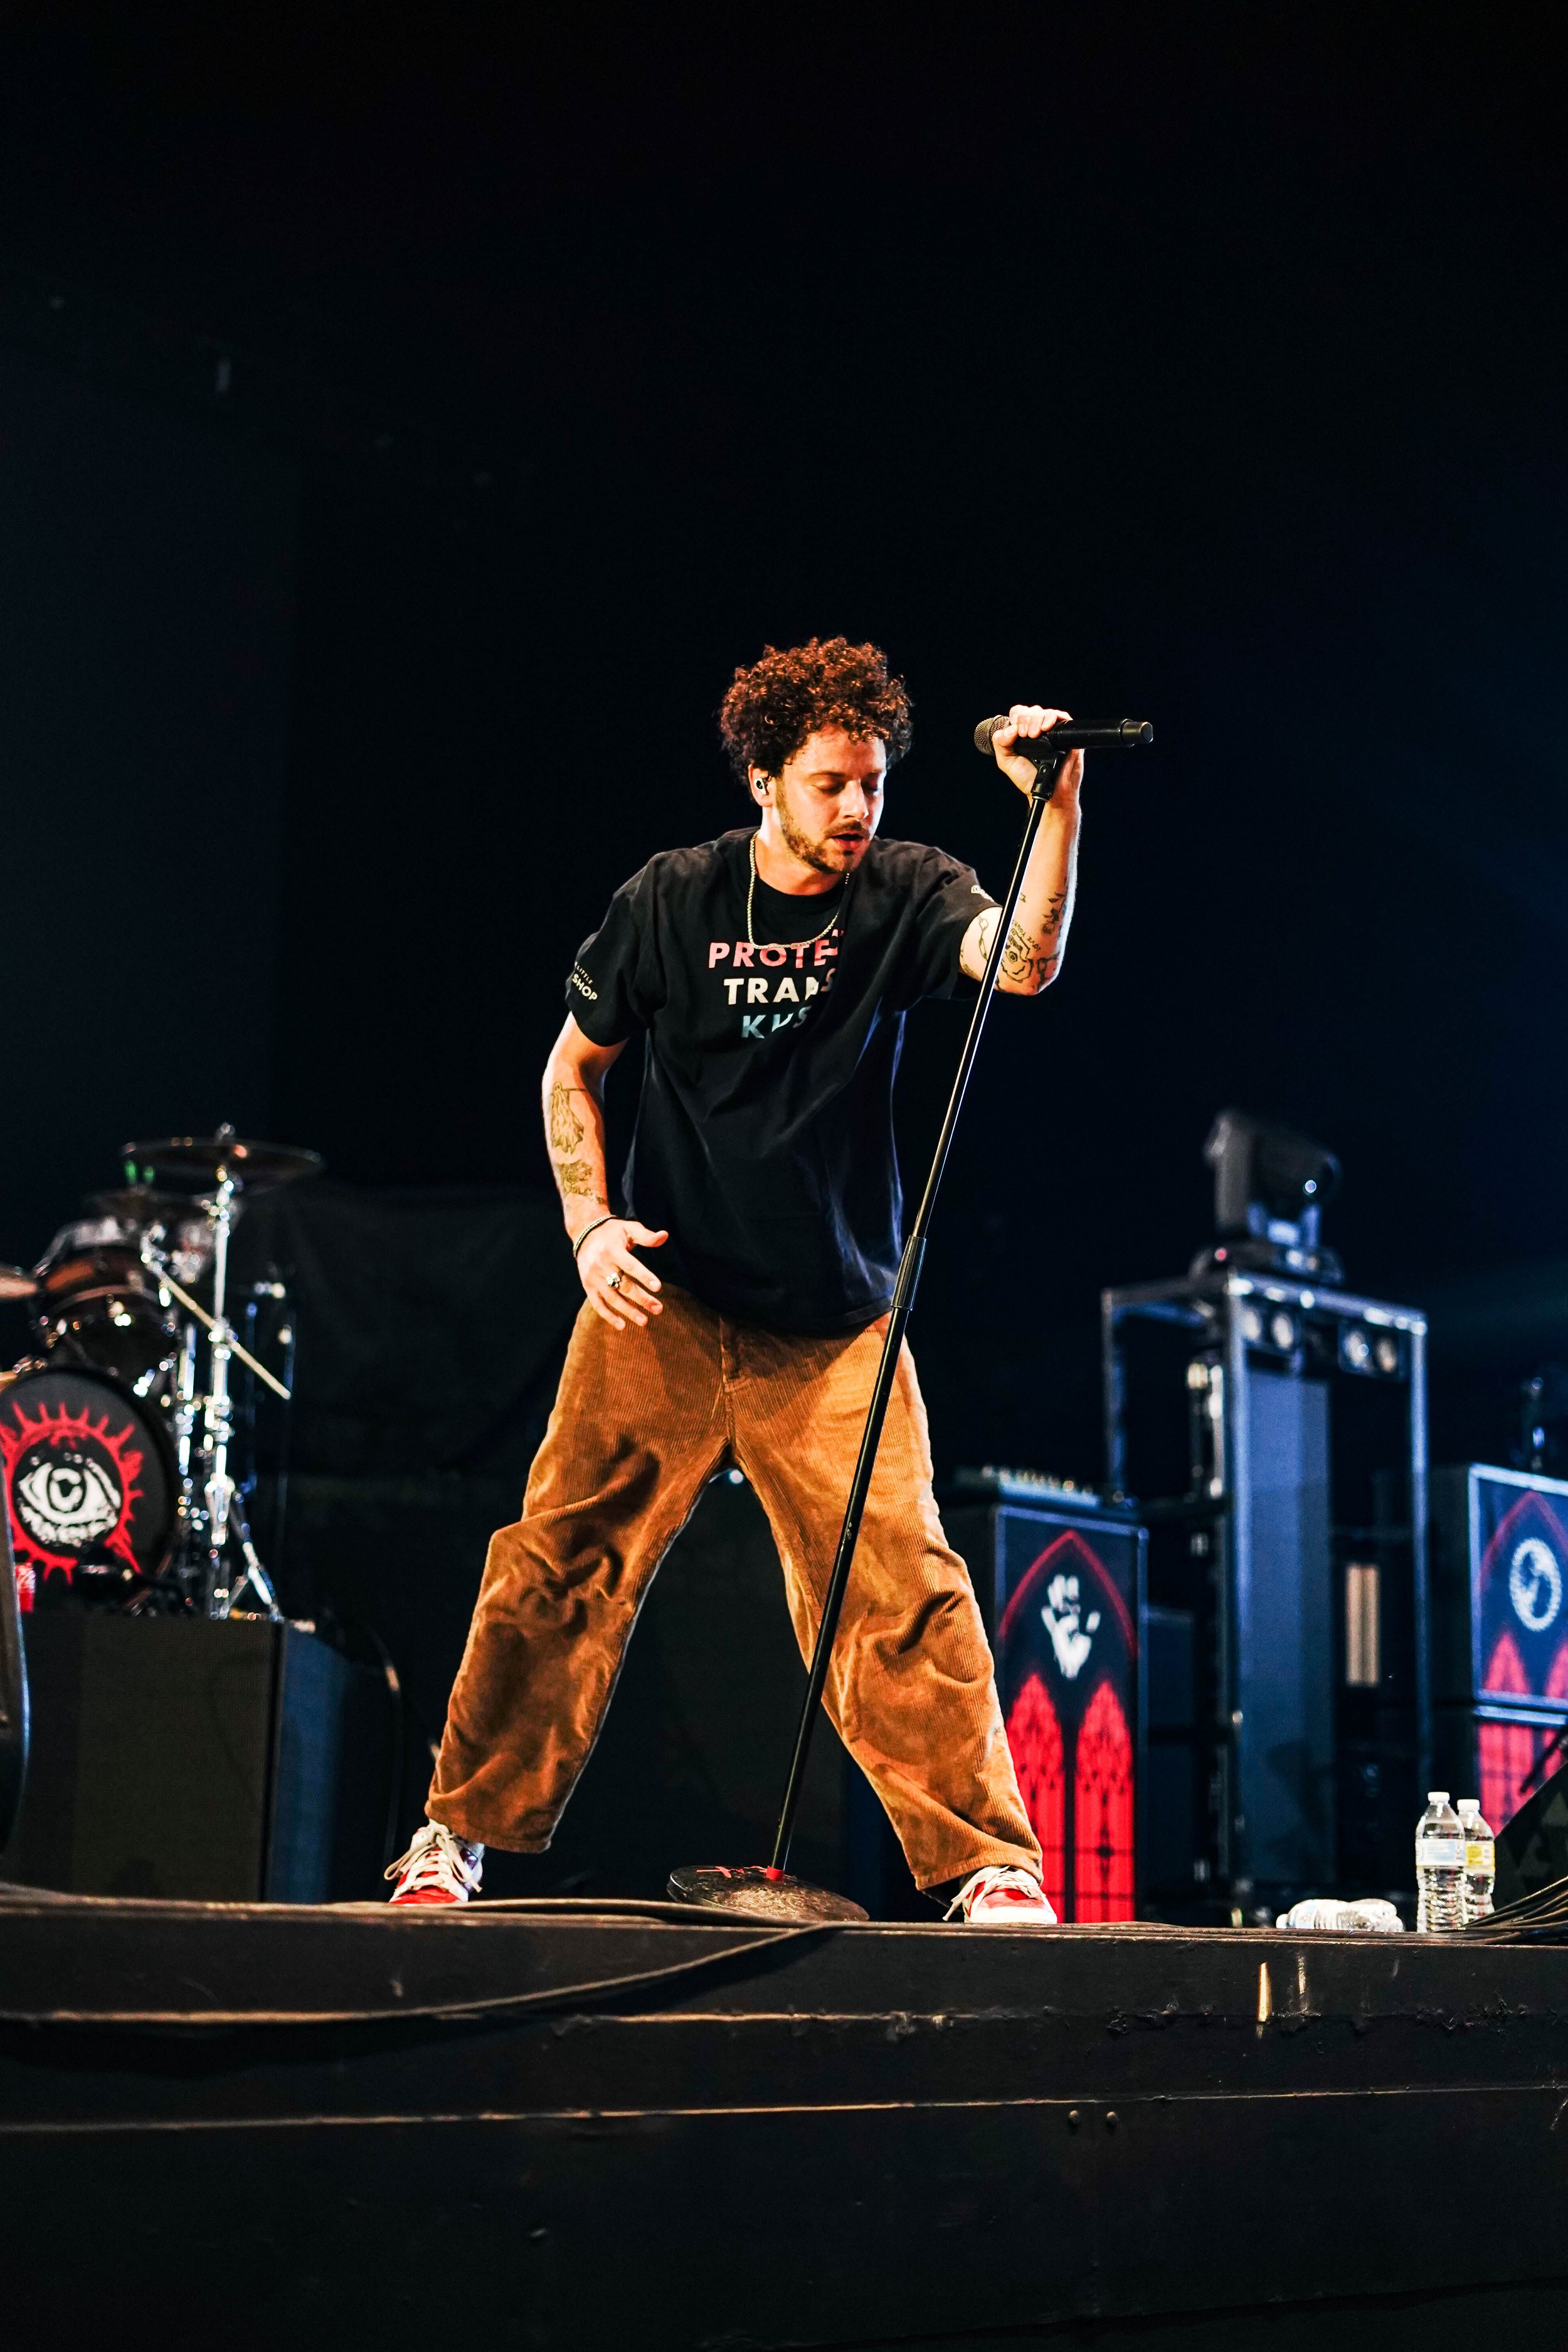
[1426,1465,1568,1844]
[948,1498,1145,1921]
[0,1614,392,1900]
[1104,1271,1428,1913]
[1431,1464,1568,1708]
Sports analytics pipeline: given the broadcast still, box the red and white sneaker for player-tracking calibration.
[947,1865,1058,1927]
[386,1821,484,1905]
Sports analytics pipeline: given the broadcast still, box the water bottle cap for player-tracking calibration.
[1427,1791,1449,1803]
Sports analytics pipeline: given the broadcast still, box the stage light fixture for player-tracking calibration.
[1192,1108,1343,1282]
[1342,1327,1372,1372]
[1269,1310,1297,1352]
[1374,1333,1401,1377]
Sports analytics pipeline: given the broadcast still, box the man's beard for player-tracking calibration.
[774,789,864,877]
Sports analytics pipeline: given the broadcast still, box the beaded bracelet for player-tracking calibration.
[571,1213,617,1261]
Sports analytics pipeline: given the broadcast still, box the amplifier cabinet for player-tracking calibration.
[1431,1464,1568,1709]
[948,1499,1145,1922]
[0,1614,392,1900]
[1104,1271,1429,1914]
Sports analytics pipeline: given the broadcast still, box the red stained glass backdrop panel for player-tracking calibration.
[1478,1715,1553,1832]
[1006,1671,1065,1919]
[1073,1678,1135,1922]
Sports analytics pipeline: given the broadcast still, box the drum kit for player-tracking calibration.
[0,1126,321,1619]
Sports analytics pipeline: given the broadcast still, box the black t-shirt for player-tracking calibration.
[566,827,999,1333]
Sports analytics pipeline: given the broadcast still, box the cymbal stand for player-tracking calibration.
[203,1180,281,1618]
[146,1184,282,1619]
[172,1319,199,1492]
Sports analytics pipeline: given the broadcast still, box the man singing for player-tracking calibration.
[388,637,1082,1924]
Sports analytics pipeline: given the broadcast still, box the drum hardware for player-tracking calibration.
[240,1281,297,1592]
[4,1130,320,1622]
[120,1128,321,1621]
[130,1181,267,1613]
[30,1220,177,1399]
[139,1246,291,1402]
[172,1320,199,1492]
[88,1190,215,1291]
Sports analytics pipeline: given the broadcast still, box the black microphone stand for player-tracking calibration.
[670,750,1073,1924]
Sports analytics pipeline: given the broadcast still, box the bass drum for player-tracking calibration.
[0,1364,177,1611]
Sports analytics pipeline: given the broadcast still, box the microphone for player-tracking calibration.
[973,715,1154,763]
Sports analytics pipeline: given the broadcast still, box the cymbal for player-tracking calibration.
[120,1125,324,1193]
[0,1264,37,1301]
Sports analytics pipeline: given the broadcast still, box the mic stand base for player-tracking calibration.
[666,1863,867,1924]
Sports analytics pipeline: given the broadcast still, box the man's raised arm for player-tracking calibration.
[958,703,1084,996]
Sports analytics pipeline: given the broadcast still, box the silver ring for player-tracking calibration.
[606,1269,623,1291]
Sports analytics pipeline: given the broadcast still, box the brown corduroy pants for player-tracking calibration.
[428,1282,1041,1893]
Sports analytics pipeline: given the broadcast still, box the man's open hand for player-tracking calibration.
[577,1217,668,1331]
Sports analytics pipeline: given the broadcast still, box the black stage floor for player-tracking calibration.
[2,1890,1566,2349]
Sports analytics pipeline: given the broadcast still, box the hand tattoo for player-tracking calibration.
[558,1160,604,1200]
[548,1083,585,1153]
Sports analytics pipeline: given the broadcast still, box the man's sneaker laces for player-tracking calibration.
[386,1820,484,1905]
[946,1863,1057,1926]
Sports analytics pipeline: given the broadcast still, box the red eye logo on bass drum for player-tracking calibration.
[0,1396,145,1610]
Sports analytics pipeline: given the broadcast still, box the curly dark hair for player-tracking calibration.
[717,637,913,783]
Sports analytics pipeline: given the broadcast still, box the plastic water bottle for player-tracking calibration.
[1415,1791,1465,1932]
[1456,1798,1496,1922]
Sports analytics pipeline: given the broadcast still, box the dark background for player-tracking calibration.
[1,7,1565,1872]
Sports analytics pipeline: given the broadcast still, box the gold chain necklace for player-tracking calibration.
[747,830,848,950]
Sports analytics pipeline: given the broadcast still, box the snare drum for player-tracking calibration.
[0,1362,177,1609]
[32,1217,177,1396]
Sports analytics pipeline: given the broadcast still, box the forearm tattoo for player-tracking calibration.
[557,1160,604,1201]
[548,1078,607,1217]
[548,1081,585,1152]
[983,889,1067,989]
[1000,919,1037,980]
